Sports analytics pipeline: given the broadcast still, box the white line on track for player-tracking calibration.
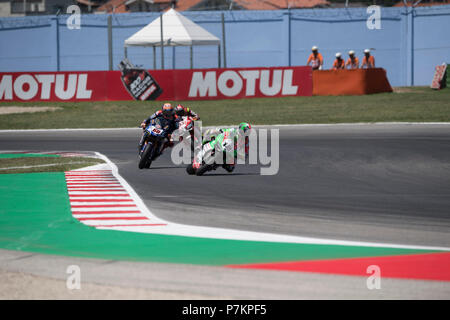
[73,214,144,219]
[72,209,139,213]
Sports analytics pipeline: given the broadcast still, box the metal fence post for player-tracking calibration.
[160,13,164,70]
[52,16,60,71]
[282,10,292,67]
[190,45,193,69]
[411,7,415,86]
[172,46,175,69]
[218,44,221,68]
[107,15,113,71]
[221,13,227,68]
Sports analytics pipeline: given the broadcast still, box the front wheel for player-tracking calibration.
[138,143,153,169]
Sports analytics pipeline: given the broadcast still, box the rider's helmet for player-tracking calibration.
[162,103,174,118]
[174,104,185,117]
[238,122,252,134]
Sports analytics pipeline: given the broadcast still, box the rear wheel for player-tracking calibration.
[186,164,196,175]
[138,143,153,169]
[223,164,235,173]
[195,164,211,176]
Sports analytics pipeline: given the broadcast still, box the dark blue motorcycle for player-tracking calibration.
[138,117,171,169]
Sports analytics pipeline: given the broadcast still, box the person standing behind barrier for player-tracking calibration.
[332,52,345,70]
[345,50,359,69]
[361,49,375,69]
[307,46,324,70]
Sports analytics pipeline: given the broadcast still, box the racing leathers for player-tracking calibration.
[138,114,180,153]
[141,109,173,126]
[194,127,249,172]
[175,105,200,120]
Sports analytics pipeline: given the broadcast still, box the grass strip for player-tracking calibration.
[0,156,105,174]
[0,87,449,129]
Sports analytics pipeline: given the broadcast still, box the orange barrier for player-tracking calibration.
[313,68,393,96]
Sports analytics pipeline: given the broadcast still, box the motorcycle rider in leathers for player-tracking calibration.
[194,122,252,173]
[138,103,180,154]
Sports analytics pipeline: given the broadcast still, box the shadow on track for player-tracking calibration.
[144,166,184,170]
[199,172,260,177]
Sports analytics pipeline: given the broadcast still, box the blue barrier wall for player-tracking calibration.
[0,5,449,86]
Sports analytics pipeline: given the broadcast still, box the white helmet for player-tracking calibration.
[364,49,371,54]
[312,46,318,51]
[349,50,355,55]
[336,52,342,58]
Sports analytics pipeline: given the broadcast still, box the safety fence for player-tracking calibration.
[0,5,449,86]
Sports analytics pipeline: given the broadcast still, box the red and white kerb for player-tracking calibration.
[65,170,167,229]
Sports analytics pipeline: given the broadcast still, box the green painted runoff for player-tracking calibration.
[0,153,60,159]
[0,172,438,265]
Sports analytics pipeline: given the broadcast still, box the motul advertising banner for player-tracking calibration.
[0,66,312,102]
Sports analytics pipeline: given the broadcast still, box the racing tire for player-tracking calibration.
[195,164,211,176]
[138,143,153,169]
[186,164,196,175]
[144,159,152,169]
[223,164,235,173]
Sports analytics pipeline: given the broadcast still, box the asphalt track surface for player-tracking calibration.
[1,123,449,247]
[1,123,450,299]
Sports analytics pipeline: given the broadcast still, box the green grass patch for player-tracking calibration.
[0,87,449,129]
[0,156,105,174]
